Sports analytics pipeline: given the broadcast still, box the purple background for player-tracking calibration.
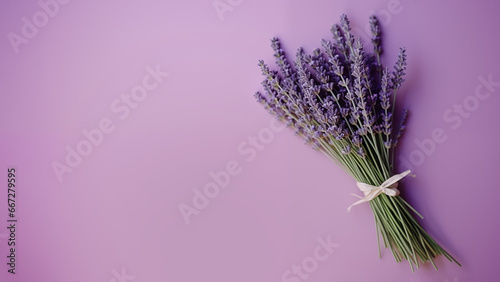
[1,0,499,281]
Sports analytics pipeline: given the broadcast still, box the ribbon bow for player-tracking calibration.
[347,170,411,212]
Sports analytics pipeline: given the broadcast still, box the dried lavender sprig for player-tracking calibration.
[376,67,392,160]
[391,48,407,118]
[340,14,356,63]
[271,37,294,79]
[295,48,329,127]
[369,15,382,66]
[330,24,349,62]
[392,48,407,90]
[351,39,371,122]
[379,68,392,110]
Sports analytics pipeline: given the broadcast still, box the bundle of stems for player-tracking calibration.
[254,14,460,271]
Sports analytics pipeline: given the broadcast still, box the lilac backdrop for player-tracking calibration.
[1,0,499,281]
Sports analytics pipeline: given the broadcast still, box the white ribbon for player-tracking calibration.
[347,170,411,212]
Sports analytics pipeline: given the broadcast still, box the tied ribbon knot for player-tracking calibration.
[347,170,411,212]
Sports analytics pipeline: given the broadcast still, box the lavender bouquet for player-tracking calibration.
[254,14,460,270]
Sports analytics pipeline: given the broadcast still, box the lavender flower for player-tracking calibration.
[339,14,355,61]
[393,108,408,148]
[271,37,293,78]
[369,15,382,58]
[392,48,407,90]
[330,24,348,61]
[253,14,460,271]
